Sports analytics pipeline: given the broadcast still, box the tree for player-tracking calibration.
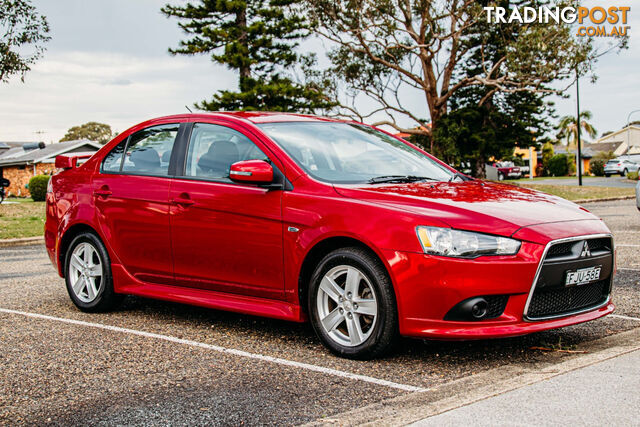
[60,122,113,144]
[305,0,624,145]
[162,0,332,112]
[557,110,597,148]
[0,0,50,83]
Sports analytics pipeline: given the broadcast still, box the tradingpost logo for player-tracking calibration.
[484,5,630,37]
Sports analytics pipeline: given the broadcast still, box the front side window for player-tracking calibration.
[121,124,179,175]
[258,122,453,183]
[184,123,269,182]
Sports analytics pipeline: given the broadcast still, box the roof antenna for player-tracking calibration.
[185,105,193,113]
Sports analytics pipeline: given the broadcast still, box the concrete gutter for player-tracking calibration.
[0,236,44,247]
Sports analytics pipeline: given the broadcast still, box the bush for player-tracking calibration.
[547,154,569,177]
[590,158,606,176]
[628,171,639,181]
[28,175,50,201]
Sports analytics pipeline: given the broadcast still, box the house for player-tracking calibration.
[591,125,640,157]
[0,140,102,197]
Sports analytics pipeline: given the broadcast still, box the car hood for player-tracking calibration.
[334,181,599,238]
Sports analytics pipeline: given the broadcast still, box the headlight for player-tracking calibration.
[416,226,521,258]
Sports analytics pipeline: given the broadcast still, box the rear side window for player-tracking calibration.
[184,123,269,182]
[122,124,179,175]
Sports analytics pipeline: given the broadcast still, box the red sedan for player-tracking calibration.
[45,112,615,359]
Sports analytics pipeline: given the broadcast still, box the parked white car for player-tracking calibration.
[636,177,640,212]
[604,158,640,177]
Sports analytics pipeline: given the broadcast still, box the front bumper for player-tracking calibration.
[385,234,615,340]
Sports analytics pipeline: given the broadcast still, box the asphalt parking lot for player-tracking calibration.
[523,176,637,188]
[1,199,639,425]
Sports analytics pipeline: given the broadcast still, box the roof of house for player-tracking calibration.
[0,140,102,167]
[583,141,622,154]
[593,125,640,144]
[553,146,594,159]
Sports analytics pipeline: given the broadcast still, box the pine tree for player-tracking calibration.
[162,0,332,112]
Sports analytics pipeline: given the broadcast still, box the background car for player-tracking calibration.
[604,158,640,177]
[636,175,640,211]
[490,161,522,180]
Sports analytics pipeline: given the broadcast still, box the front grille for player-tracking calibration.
[527,280,609,318]
[525,236,613,320]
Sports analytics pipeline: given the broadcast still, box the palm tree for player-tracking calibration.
[557,111,598,149]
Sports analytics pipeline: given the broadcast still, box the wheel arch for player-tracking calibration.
[58,223,105,278]
[297,235,395,313]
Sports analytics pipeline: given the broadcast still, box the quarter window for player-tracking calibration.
[184,123,269,182]
[101,140,126,172]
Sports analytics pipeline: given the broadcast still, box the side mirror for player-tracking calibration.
[229,160,274,185]
[55,155,78,169]
[55,153,94,170]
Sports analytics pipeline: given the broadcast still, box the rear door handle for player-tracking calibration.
[93,187,112,198]
[171,195,195,207]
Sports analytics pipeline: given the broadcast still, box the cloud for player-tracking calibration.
[0,51,235,142]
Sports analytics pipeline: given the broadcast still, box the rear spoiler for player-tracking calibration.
[55,153,95,170]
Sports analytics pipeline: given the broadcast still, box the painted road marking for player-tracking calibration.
[0,308,427,393]
[609,314,640,322]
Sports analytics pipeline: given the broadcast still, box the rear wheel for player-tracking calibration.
[65,232,122,312]
[621,168,628,177]
[498,172,504,181]
[308,247,398,359]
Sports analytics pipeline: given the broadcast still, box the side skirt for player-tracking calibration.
[111,264,305,322]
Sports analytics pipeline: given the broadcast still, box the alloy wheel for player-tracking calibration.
[69,242,103,303]
[316,265,378,347]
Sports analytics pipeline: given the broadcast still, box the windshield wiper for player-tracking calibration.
[367,175,438,184]
[448,172,473,182]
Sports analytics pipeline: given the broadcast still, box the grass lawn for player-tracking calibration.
[512,183,635,201]
[0,198,46,239]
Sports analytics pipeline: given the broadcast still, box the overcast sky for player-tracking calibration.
[0,0,638,143]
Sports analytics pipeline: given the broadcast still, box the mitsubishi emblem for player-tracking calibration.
[580,241,591,258]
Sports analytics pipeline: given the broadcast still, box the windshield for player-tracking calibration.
[257,122,454,184]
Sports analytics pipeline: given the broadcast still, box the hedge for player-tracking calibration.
[28,175,50,201]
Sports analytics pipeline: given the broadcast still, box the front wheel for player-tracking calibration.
[308,247,398,359]
[498,173,504,181]
[65,232,122,312]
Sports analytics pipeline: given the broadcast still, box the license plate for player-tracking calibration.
[565,266,602,286]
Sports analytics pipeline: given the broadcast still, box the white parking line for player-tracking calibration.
[610,314,640,322]
[0,308,426,393]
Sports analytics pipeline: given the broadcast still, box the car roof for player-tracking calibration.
[154,111,341,125]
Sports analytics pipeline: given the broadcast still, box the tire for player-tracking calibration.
[605,174,610,177]
[308,247,398,359]
[64,232,122,312]
[498,173,504,181]
[621,169,628,177]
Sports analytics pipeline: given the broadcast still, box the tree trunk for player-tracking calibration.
[236,7,251,82]
[475,155,486,178]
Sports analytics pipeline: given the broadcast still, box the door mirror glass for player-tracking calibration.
[229,160,273,184]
